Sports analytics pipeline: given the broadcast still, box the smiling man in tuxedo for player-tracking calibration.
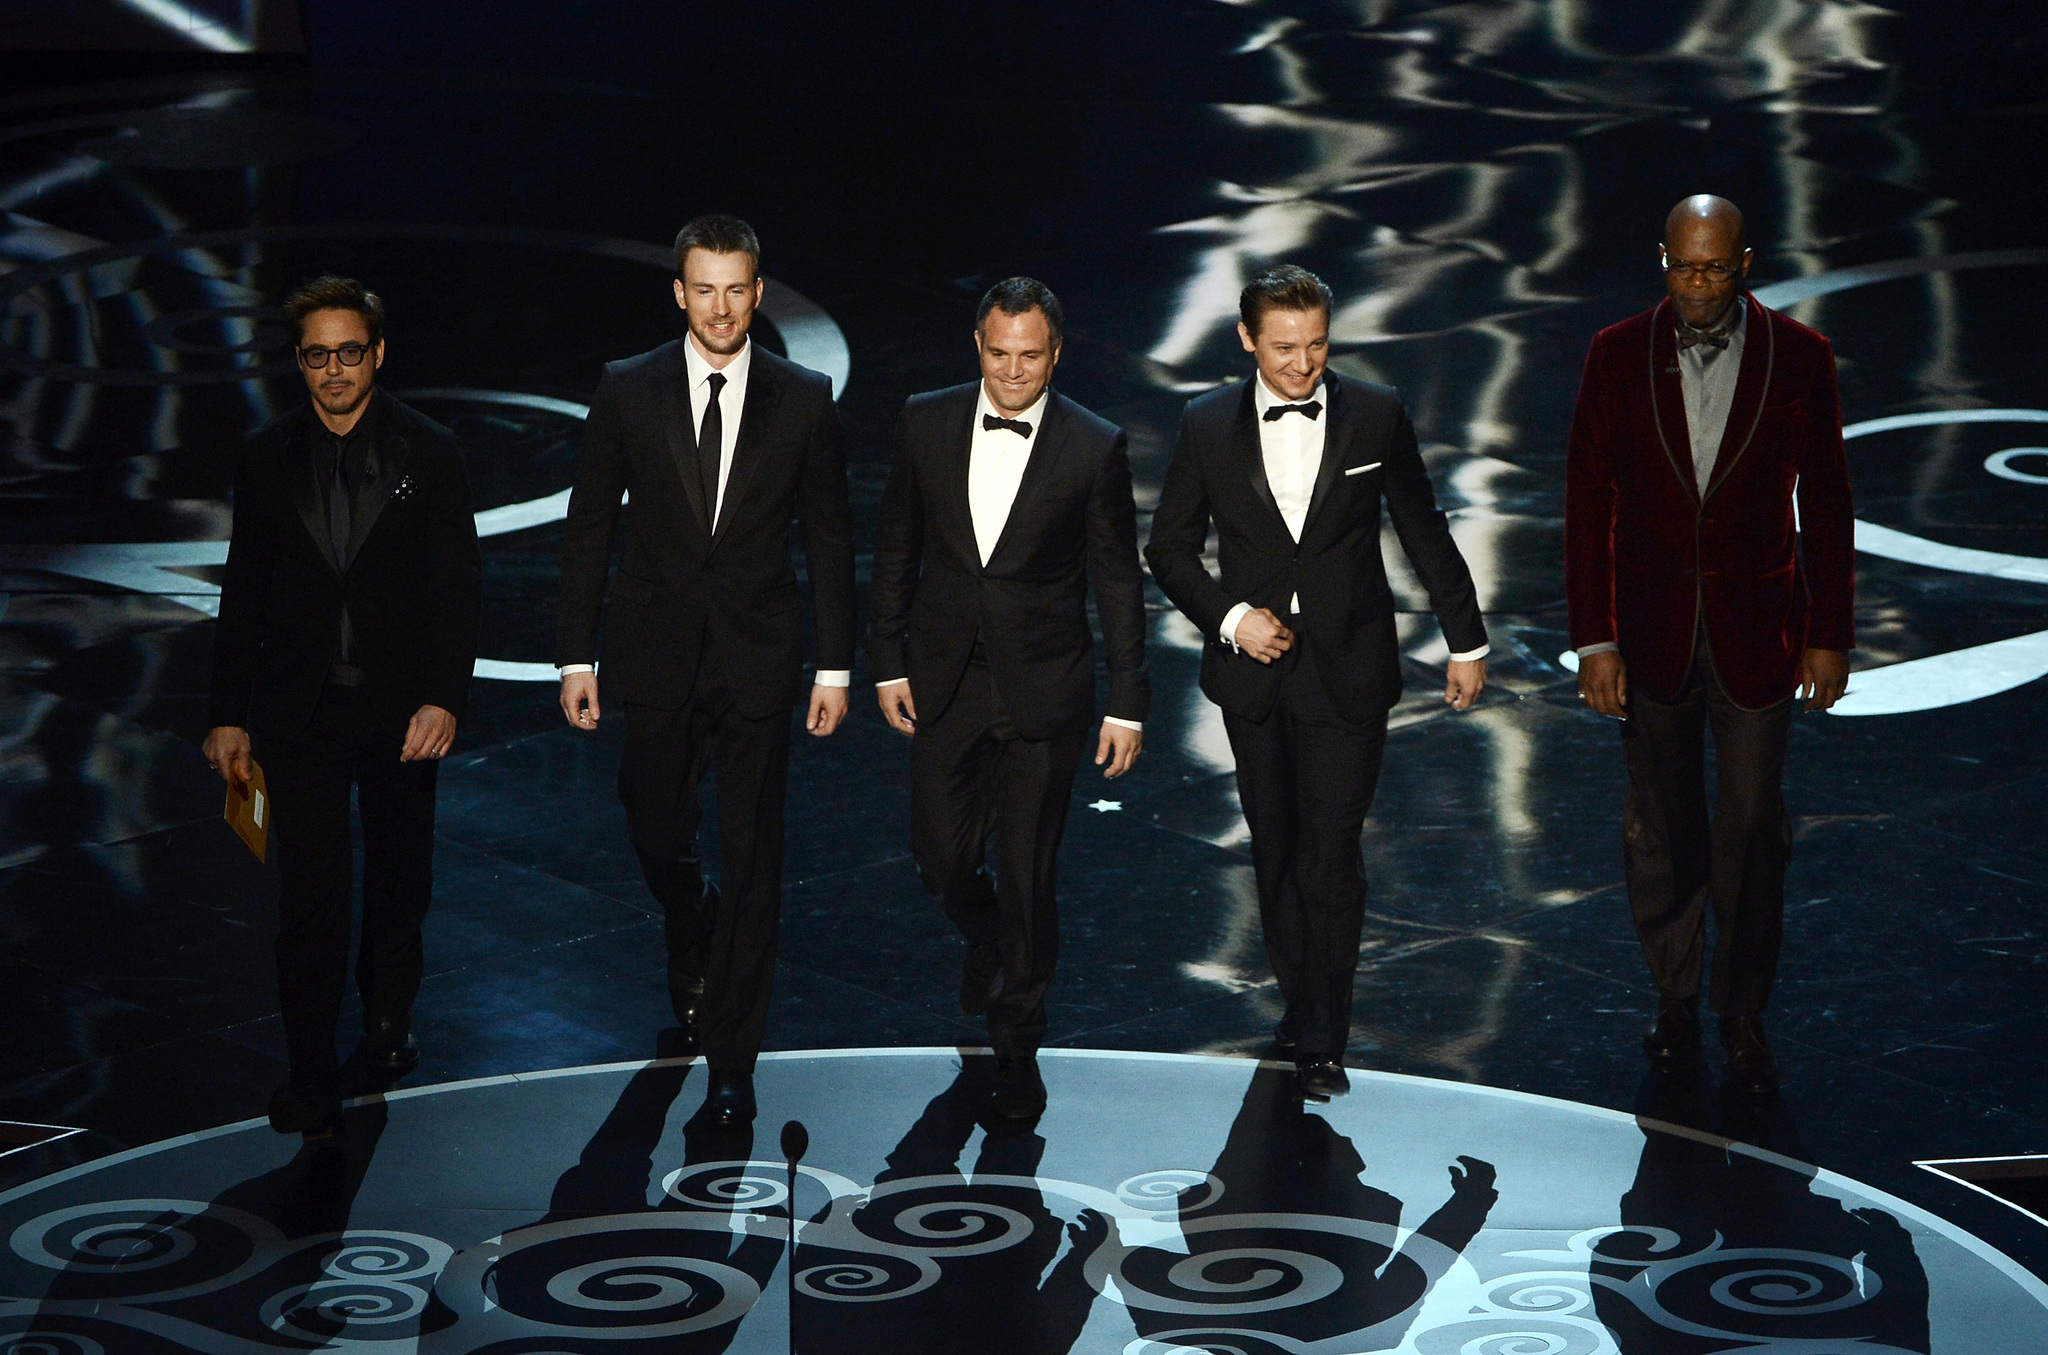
[1565,196,1853,1095]
[1146,265,1488,1103]
[870,277,1148,1121]
[555,214,856,1127]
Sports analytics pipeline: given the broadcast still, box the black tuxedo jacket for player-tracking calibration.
[1145,374,1486,722]
[555,340,856,716]
[208,393,483,740]
[869,382,1149,740]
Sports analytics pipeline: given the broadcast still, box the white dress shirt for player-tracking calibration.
[561,334,849,687]
[877,383,1139,731]
[1221,374,1488,666]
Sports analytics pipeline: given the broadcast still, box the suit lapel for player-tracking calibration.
[1295,377,1352,545]
[658,344,711,535]
[1646,298,1702,508]
[285,411,339,574]
[984,391,1069,568]
[1234,379,1284,524]
[1702,294,1776,503]
[709,354,775,553]
[343,396,411,568]
[944,385,981,574]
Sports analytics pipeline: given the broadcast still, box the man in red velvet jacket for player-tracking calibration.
[1565,195,1854,1096]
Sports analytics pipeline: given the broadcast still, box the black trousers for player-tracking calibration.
[1621,632,1794,1018]
[1223,647,1389,1063]
[263,685,439,1092]
[618,668,792,1073]
[909,653,1087,1059]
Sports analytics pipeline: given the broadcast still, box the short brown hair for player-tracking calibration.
[1239,264,1333,337]
[284,275,384,346]
[674,214,761,278]
[975,276,1064,347]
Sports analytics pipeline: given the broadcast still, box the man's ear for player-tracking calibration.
[373,340,386,371]
[1238,321,1257,353]
[673,278,689,311]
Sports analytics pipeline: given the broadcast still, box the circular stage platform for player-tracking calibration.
[2,1049,2042,1353]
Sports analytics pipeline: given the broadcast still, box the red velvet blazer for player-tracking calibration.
[1564,294,1855,709]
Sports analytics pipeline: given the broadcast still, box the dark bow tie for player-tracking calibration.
[1676,327,1731,351]
[1263,399,1322,422]
[982,413,1033,437]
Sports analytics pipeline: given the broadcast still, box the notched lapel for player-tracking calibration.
[1646,299,1701,506]
[944,387,981,574]
[1297,378,1353,544]
[985,392,1070,568]
[659,346,711,535]
[709,359,776,552]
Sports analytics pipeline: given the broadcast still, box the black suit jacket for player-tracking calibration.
[1145,374,1486,722]
[869,383,1149,740]
[555,341,856,717]
[208,393,483,740]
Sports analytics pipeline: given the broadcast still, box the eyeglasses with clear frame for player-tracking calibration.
[298,343,373,368]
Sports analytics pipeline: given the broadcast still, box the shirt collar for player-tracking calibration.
[975,383,1050,431]
[316,389,376,444]
[1677,294,1747,343]
[684,334,752,389]
[1254,372,1324,413]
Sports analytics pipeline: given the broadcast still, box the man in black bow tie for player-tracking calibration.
[1147,265,1488,1102]
[870,277,1149,1120]
[205,276,482,1137]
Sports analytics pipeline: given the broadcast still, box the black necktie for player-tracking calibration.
[326,433,353,566]
[1262,400,1322,422]
[982,413,1032,437]
[699,371,726,529]
[1677,327,1731,351]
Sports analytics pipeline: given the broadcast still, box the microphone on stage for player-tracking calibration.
[781,1119,808,1355]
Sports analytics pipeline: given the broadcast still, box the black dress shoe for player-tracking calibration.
[364,1017,420,1074]
[960,942,1000,1017]
[991,1055,1047,1121]
[668,973,706,1032]
[1295,1061,1351,1103]
[269,1083,343,1138]
[1642,995,1700,1063]
[704,1070,756,1127]
[1273,1007,1300,1052]
[1721,1014,1779,1096]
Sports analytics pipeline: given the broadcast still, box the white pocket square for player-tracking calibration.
[1344,462,1381,476]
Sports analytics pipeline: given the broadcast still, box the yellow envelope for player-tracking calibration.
[225,759,271,863]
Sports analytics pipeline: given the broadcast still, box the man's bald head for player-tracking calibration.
[1661,194,1752,329]
[1664,194,1746,255]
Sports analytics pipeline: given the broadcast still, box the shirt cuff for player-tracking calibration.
[558,663,595,676]
[1219,601,1253,650]
[814,670,850,687]
[1448,644,1490,663]
[1573,642,1620,658]
[876,677,909,689]
[1103,716,1143,732]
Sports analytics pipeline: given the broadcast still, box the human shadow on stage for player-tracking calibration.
[793,1054,1103,1354]
[1589,1069,1932,1353]
[1102,1064,1501,1353]
[463,1057,784,1353]
[8,1096,427,1352]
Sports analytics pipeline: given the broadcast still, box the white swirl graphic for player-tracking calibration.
[261,1278,431,1341]
[0,1334,106,1355]
[1117,1170,1226,1216]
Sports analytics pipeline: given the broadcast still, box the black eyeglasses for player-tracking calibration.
[1660,250,1741,282]
[298,343,372,368]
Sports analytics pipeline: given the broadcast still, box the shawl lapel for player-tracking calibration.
[284,409,339,575]
[342,396,411,569]
[1645,298,1702,508]
[1702,294,1777,504]
[943,385,982,575]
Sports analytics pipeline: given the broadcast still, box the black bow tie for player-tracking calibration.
[982,414,1033,437]
[1263,400,1322,422]
[1677,327,1731,351]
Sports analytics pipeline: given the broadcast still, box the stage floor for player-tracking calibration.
[7,1048,2046,1352]
[3,2,2048,1347]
